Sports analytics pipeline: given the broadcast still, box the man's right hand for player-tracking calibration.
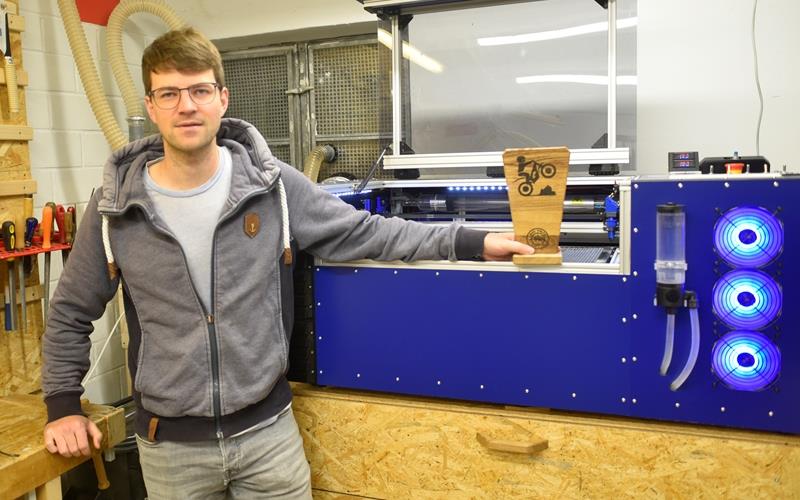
[44,415,103,457]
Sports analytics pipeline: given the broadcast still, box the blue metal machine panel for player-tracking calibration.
[628,178,799,434]
[314,177,800,434]
[316,268,633,416]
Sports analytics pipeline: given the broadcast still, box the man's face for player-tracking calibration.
[145,68,229,157]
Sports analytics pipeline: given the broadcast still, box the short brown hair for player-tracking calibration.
[142,27,225,92]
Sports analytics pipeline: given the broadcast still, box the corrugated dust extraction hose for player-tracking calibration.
[303,144,338,183]
[107,0,185,119]
[57,0,127,150]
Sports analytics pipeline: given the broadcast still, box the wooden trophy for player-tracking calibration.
[502,147,570,265]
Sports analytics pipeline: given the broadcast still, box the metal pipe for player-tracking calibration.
[391,15,402,155]
[127,116,146,142]
[607,0,617,148]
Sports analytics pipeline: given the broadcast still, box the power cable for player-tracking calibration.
[751,0,763,155]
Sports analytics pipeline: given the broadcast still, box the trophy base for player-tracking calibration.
[512,251,563,266]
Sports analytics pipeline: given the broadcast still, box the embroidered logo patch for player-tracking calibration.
[244,213,260,238]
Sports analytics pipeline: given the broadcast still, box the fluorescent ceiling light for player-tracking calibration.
[478,17,637,46]
[515,75,637,86]
[377,28,444,74]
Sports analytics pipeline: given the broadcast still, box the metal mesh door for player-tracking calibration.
[310,39,392,180]
[223,50,294,165]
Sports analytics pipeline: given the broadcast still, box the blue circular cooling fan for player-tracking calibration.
[713,206,783,268]
[712,269,782,330]
[711,331,781,391]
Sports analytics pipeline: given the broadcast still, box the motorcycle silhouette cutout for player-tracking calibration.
[515,155,557,196]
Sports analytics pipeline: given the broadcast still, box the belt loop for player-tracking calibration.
[148,417,160,442]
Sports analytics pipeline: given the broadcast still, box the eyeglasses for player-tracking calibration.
[147,82,221,110]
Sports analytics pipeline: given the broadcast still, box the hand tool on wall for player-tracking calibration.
[21,217,36,334]
[3,220,16,330]
[4,283,10,331]
[41,205,53,321]
[24,217,36,274]
[0,3,19,114]
[63,207,75,263]
[54,205,66,244]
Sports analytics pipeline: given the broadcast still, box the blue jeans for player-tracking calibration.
[136,409,312,499]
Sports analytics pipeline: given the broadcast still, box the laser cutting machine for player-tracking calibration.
[294,167,799,435]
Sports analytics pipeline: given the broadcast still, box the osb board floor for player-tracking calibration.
[0,394,125,499]
[292,384,800,499]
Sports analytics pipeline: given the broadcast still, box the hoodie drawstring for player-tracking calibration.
[277,178,292,265]
[102,215,119,279]
[100,177,293,280]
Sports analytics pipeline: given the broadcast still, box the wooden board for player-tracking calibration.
[0,394,126,499]
[292,384,800,499]
[0,1,43,397]
[502,147,570,266]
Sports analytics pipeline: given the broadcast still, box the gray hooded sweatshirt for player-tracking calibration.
[42,118,485,441]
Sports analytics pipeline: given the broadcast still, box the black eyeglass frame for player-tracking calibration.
[147,82,223,110]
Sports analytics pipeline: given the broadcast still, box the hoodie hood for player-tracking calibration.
[98,118,281,214]
[96,118,294,279]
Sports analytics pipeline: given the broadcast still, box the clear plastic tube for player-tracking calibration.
[670,308,700,391]
[659,313,675,376]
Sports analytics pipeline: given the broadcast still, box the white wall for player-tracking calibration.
[637,0,798,173]
[22,0,166,403]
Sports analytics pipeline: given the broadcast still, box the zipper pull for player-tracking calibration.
[207,314,214,324]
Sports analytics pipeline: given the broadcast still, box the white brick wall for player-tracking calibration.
[22,3,165,404]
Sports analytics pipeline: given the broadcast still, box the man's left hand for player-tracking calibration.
[482,233,534,261]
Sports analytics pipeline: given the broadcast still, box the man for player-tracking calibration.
[42,27,533,498]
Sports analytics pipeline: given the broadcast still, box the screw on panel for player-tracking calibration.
[356,373,361,378]
[632,398,638,404]
[479,273,484,278]
[633,271,639,277]
[437,380,442,386]
[319,370,324,374]
[317,302,321,307]
[571,392,577,398]
[632,314,638,320]
[633,227,639,233]
[621,397,626,403]
[622,277,627,283]
[316,267,320,272]
[621,357,627,363]
[678,182,684,189]
[525,388,530,394]
[632,356,638,362]
[394,270,398,275]
[572,275,578,281]
[396,377,400,382]
[721,406,726,413]
[724,182,730,188]
[436,272,440,276]
[675,402,680,408]
[773,181,780,188]
[622,317,628,323]
[318,336,322,340]
[634,183,639,189]
[768,410,774,417]
[525,275,529,279]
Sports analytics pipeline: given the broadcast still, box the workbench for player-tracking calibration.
[0,395,125,499]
